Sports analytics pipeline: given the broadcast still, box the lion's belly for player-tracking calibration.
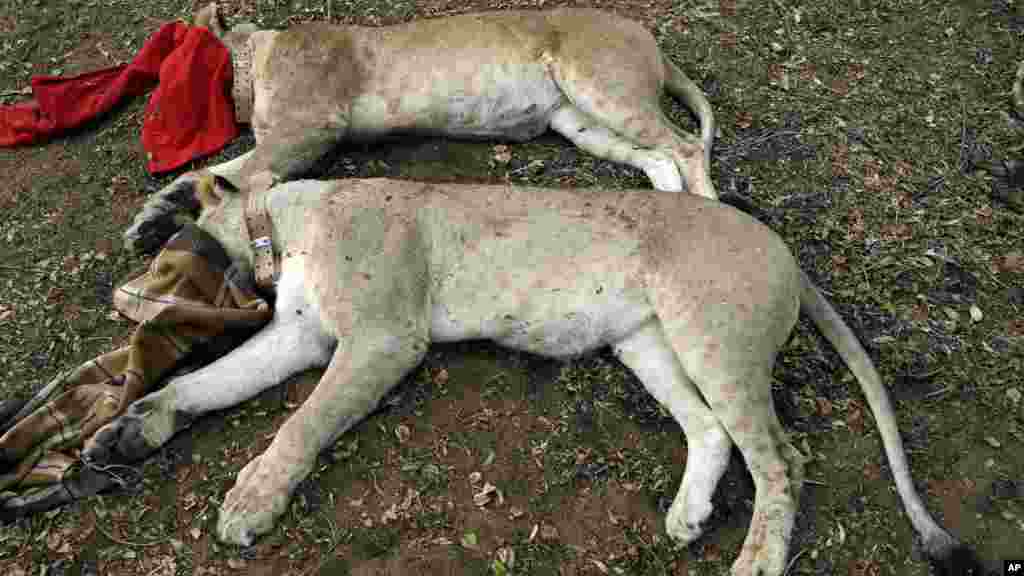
[350,63,564,141]
[428,243,653,357]
[430,291,653,358]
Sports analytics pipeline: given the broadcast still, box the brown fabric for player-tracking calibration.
[0,222,271,503]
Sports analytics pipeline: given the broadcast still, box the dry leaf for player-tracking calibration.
[539,524,559,541]
[997,252,1024,274]
[395,424,411,443]
[736,111,753,129]
[492,144,512,165]
[845,405,865,434]
[433,368,449,385]
[816,397,834,416]
[473,482,498,507]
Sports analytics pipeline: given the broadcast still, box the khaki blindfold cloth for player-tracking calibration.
[0,222,270,520]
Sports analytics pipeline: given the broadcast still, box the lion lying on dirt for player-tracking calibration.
[85,176,979,575]
[124,4,716,253]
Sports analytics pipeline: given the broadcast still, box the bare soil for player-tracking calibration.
[1,1,1022,575]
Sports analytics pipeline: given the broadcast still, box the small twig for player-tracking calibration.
[1012,61,1024,118]
[370,469,385,497]
[299,513,344,576]
[924,385,952,399]
[803,479,828,486]
[717,130,802,161]
[957,96,967,172]
[0,264,34,273]
[299,538,342,576]
[783,547,807,576]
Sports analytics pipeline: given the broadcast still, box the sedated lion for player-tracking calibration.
[125,3,718,254]
[85,175,981,576]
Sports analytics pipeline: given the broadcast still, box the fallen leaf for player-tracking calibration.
[831,142,850,176]
[997,252,1024,274]
[736,110,753,129]
[46,530,62,551]
[492,144,511,165]
[798,62,817,82]
[460,531,479,549]
[816,397,834,416]
[831,77,850,96]
[473,482,498,507]
[539,524,559,541]
[847,62,867,81]
[845,405,865,434]
[433,368,449,385]
[969,305,983,322]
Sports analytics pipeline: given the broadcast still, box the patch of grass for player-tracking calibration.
[349,524,401,561]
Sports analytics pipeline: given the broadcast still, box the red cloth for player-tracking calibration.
[0,22,238,173]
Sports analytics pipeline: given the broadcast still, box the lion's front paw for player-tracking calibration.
[125,176,203,254]
[665,495,713,544]
[216,455,294,546]
[82,399,174,464]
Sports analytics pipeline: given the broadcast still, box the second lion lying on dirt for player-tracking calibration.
[125,3,717,253]
[86,176,979,575]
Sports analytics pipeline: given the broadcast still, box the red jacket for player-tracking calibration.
[0,22,238,173]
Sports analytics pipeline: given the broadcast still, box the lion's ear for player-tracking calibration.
[213,175,240,194]
[195,173,238,208]
[194,3,226,37]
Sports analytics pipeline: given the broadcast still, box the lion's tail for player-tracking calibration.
[798,270,988,575]
[661,56,715,171]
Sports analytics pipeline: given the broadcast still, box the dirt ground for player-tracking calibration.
[1,0,1022,575]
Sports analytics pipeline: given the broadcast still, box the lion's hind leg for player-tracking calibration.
[611,320,732,544]
[547,67,716,199]
[664,330,805,576]
[548,105,684,192]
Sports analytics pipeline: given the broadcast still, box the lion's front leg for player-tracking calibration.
[83,269,333,464]
[216,328,428,546]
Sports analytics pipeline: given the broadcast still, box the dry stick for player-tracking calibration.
[783,548,808,576]
[1013,61,1024,117]
[957,96,967,172]
[299,516,344,576]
